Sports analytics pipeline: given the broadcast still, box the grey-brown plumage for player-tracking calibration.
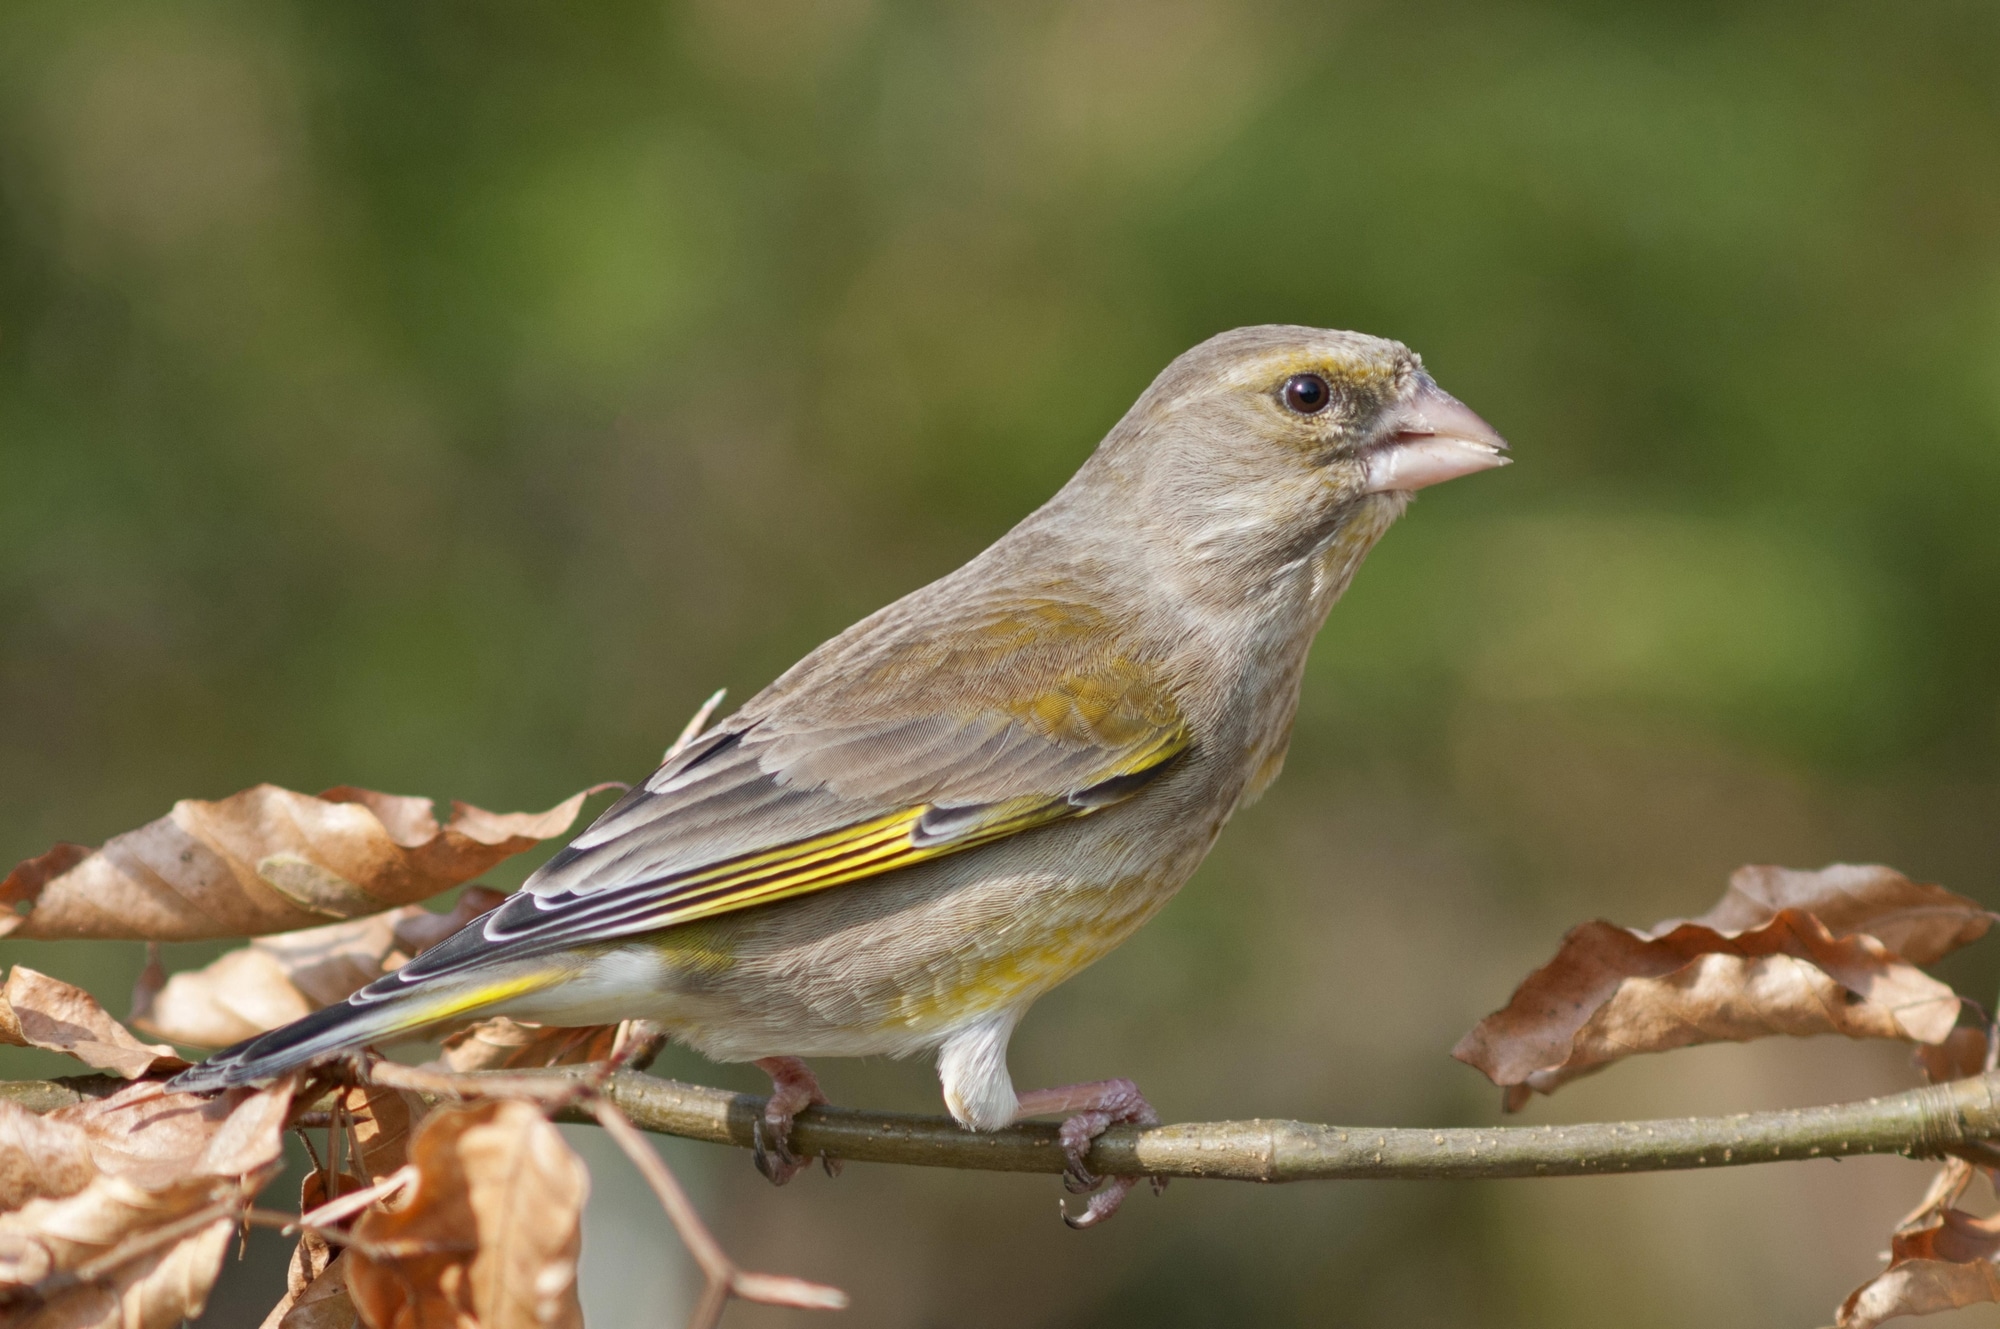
[173,325,1508,1223]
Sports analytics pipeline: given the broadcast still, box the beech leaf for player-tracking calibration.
[439,1018,622,1073]
[0,783,610,942]
[135,888,506,1049]
[1682,864,1994,965]
[1836,1160,2000,1327]
[1836,1260,2000,1329]
[0,966,185,1078]
[0,1081,293,1329]
[340,1083,430,1185]
[39,1078,296,1193]
[1454,864,1983,1107]
[1912,1003,1997,1086]
[0,1179,239,1329]
[0,1104,98,1211]
[262,1166,372,1329]
[345,1099,587,1329]
[268,1254,361,1329]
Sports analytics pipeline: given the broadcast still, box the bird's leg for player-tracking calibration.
[1011,1077,1162,1228]
[751,1056,829,1186]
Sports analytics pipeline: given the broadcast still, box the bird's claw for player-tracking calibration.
[1039,1081,1165,1226]
[752,1115,810,1186]
[749,1057,834,1186]
[1057,1107,1112,1191]
[1061,1178,1143,1229]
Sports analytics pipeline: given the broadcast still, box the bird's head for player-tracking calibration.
[1069,325,1508,596]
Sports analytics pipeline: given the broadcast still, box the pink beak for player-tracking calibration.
[1361,382,1510,494]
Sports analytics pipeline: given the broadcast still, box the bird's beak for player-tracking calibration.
[1361,382,1510,495]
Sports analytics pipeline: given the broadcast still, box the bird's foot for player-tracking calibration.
[751,1056,832,1186]
[1012,1077,1163,1228]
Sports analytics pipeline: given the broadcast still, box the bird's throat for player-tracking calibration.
[1308,491,1408,617]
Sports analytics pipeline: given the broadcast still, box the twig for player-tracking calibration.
[355,1055,580,1108]
[243,1208,472,1260]
[14,1068,2000,1182]
[563,1067,2000,1182]
[590,1095,847,1328]
[34,1185,255,1302]
[297,1166,416,1230]
[0,1074,122,1113]
[68,1194,243,1284]
[328,1085,345,1203]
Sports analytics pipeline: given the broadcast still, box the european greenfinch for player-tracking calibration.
[173,325,1508,1224]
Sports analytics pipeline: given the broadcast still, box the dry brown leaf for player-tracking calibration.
[1836,1160,2000,1327]
[0,1103,99,1211]
[1913,1003,1998,1085]
[1896,1158,1978,1234]
[1894,1207,2000,1265]
[301,1171,416,1233]
[0,783,606,942]
[0,966,185,1078]
[0,1179,240,1329]
[44,1086,244,1191]
[135,946,338,1050]
[388,886,508,958]
[289,1172,346,1303]
[1837,1259,2000,1329]
[268,1253,361,1329]
[439,1018,622,1073]
[439,1016,663,1074]
[41,1078,295,1195]
[340,1083,429,1185]
[1454,864,1981,1107]
[1459,917,1961,1106]
[1681,864,1994,965]
[345,1099,587,1329]
[129,943,165,1031]
[195,1062,424,1324]
[134,888,506,1049]
[261,1083,427,1329]
[0,1080,294,1328]
[258,1167,370,1329]
[108,1079,294,1188]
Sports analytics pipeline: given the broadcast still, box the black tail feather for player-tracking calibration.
[168,996,398,1093]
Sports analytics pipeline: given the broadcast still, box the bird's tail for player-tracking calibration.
[166,964,563,1093]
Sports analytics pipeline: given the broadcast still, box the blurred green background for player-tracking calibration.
[4,2,2000,1325]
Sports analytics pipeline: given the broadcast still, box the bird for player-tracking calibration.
[171,324,1508,1225]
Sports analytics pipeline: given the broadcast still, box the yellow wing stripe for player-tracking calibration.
[404,970,563,1028]
[626,724,1190,933]
[667,808,921,893]
[658,812,930,918]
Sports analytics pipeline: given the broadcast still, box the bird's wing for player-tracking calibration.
[391,596,1189,984]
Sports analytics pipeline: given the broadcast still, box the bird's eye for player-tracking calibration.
[1281,373,1331,415]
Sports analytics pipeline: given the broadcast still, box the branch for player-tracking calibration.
[589,1095,846,1327]
[16,1069,2000,1181]
[582,1068,2000,1181]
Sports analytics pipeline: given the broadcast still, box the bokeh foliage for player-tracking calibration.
[3,2,1999,1325]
